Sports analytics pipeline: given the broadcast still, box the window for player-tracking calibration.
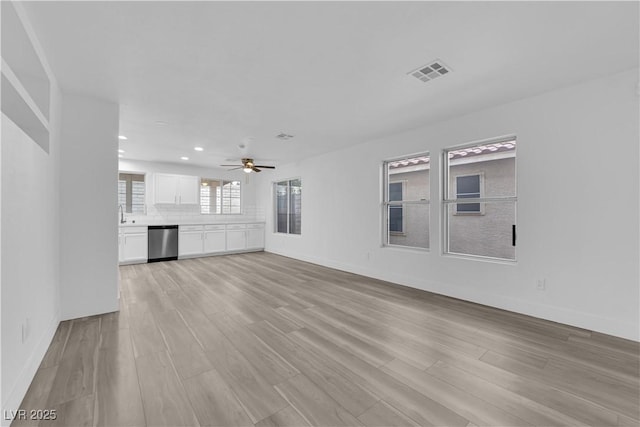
[388,182,404,233]
[455,174,482,213]
[118,173,145,214]
[443,138,517,260]
[275,179,302,235]
[200,179,241,214]
[383,153,430,249]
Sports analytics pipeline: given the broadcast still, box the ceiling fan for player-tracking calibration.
[221,158,275,173]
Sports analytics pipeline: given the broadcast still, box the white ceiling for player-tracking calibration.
[23,1,639,169]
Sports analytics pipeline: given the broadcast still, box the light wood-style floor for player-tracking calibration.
[15,252,640,426]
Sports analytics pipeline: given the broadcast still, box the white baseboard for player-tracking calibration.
[1,312,60,427]
[178,248,263,260]
[264,249,639,342]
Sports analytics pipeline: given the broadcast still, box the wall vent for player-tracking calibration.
[408,59,452,83]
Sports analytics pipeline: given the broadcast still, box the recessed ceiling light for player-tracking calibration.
[118,149,124,153]
[118,154,123,158]
[194,147,204,152]
[181,156,189,160]
[118,135,128,140]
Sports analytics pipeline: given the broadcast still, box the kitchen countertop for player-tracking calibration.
[119,219,265,227]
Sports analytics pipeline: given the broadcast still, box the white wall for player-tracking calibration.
[59,93,120,320]
[257,68,640,341]
[118,159,264,223]
[1,2,63,418]
[1,89,62,418]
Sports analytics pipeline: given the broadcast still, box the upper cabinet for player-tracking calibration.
[1,1,51,152]
[154,174,178,204]
[176,175,199,204]
[154,173,199,205]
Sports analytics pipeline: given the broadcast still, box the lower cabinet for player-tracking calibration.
[179,225,204,257]
[247,223,265,249]
[226,224,247,251]
[120,226,148,264]
[119,223,265,263]
[204,225,226,253]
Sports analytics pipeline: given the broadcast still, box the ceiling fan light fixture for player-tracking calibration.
[221,157,274,173]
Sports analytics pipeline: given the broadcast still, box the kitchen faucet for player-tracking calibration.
[119,204,126,224]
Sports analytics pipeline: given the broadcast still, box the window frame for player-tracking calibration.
[274,178,302,235]
[442,136,517,262]
[200,178,242,215]
[382,152,430,251]
[118,171,146,215]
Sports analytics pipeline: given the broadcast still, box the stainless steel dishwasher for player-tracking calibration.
[148,225,178,262]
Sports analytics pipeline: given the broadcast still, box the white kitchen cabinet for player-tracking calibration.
[179,225,204,256]
[120,226,148,264]
[177,175,199,204]
[119,222,264,263]
[118,232,123,262]
[154,173,199,205]
[204,225,226,253]
[154,174,178,204]
[226,224,247,251]
[246,223,265,249]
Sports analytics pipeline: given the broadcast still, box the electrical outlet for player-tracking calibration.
[536,279,546,291]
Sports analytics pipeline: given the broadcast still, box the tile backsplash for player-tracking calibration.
[121,203,266,225]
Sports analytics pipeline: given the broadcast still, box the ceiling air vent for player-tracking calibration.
[275,133,294,140]
[408,59,452,83]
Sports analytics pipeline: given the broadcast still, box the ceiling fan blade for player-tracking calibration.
[220,164,242,167]
[254,165,275,169]
[223,166,243,171]
[252,167,262,173]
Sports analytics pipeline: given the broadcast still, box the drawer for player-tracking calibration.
[204,224,226,231]
[246,223,265,229]
[226,224,247,230]
[122,226,148,234]
[180,225,204,232]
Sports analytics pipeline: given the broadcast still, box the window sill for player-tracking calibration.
[442,252,516,265]
[382,244,430,253]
